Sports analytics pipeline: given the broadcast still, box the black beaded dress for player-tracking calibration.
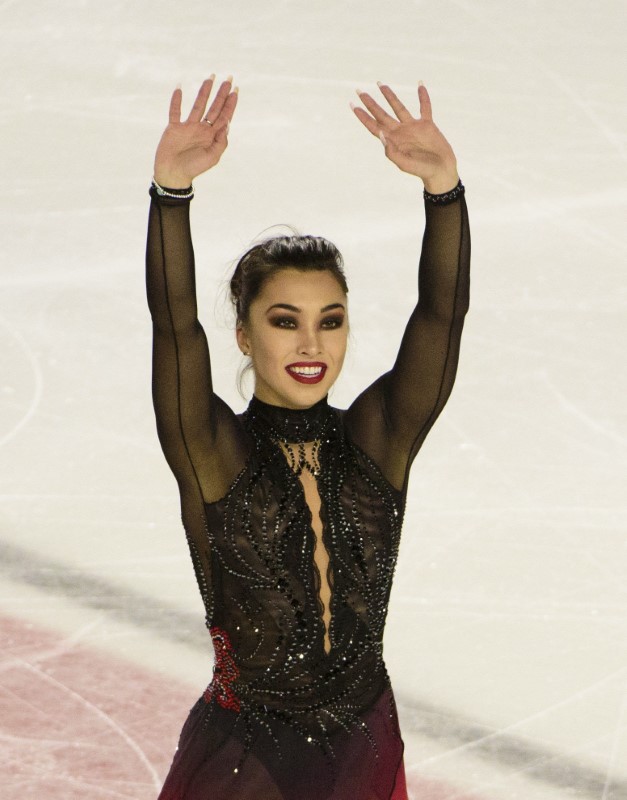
[146,181,470,800]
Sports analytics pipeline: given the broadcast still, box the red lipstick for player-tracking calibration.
[285,362,327,384]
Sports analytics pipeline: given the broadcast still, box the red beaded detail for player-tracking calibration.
[203,626,241,712]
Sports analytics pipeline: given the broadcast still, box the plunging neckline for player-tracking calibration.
[245,395,337,657]
[288,450,334,656]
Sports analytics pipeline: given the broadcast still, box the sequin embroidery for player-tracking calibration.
[196,395,404,769]
[203,626,241,712]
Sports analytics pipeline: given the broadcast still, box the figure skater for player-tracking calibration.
[146,74,469,800]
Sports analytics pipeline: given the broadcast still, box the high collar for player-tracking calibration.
[246,394,335,443]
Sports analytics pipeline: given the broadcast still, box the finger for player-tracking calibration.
[418,82,433,121]
[207,91,238,138]
[350,102,381,138]
[356,90,398,127]
[168,86,182,124]
[203,76,234,122]
[376,82,413,122]
[187,76,215,123]
[212,88,239,126]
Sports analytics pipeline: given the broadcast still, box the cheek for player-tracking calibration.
[252,330,288,367]
[329,332,348,366]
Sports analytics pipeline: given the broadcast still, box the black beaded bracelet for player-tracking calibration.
[423,178,465,206]
[151,179,194,200]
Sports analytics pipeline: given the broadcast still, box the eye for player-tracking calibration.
[320,315,345,330]
[270,316,297,329]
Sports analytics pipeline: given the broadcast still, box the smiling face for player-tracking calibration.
[236,268,348,409]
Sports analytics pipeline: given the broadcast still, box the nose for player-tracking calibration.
[297,325,322,356]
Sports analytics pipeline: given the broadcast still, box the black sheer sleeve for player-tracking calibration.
[145,187,248,615]
[344,189,470,492]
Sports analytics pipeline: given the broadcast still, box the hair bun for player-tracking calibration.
[229,235,347,325]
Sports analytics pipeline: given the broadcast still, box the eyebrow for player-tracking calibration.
[265,303,346,314]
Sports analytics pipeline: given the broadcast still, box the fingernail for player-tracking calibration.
[418,80,424,87]
[226,74,234,83]
[355,88,366,97]
[349,101,357,111]
[233,86,239,94]
[209,73,216,81]
[175,82,182,90]
[376,81,384,88]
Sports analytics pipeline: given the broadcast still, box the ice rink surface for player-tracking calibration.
[1,1,626,797]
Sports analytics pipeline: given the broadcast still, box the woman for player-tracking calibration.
[146,75,469,800]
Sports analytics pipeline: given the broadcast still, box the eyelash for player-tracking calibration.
[271,316,345,330]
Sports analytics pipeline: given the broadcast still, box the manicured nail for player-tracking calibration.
[209,73,216,81]
[233,86,239,94]
[355,88,366,97]
[418,80,424,87]
[175,82,182,90]
[226,74,234,83]
[349,101,357,111]
[377,81,385,88]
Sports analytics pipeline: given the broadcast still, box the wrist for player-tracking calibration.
[423,170,460,195]
[423,177,464,206]
[153,169,193,190]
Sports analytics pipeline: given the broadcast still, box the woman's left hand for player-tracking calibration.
[352,82,459,194]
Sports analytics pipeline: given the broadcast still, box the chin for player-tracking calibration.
[255,367,338,409]
[272,377,333,409]
[284,384,328,409]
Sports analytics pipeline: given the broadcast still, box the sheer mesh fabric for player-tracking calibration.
[146,185,470,799]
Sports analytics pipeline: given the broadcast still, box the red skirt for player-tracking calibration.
[158,684,407,800]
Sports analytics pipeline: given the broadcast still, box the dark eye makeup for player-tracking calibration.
[268,314,345,330]
[270,316,298,329]
[320,315,345,329]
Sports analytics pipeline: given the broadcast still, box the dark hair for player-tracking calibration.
[230,234,348,325]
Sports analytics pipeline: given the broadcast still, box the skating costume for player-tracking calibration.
[146,179,469,799]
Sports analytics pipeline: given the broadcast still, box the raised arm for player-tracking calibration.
[146,77,245,555]
[345,83,470,492]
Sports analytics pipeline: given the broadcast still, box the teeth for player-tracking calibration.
[290,366,323,376]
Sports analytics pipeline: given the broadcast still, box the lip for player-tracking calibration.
[285,362,327,384]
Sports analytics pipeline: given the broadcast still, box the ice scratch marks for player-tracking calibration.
[601,677,627,800]
[540,371,627,447]
[13,659,162,790]
[0,313,42,449]
[1,615,203,796]
[0,619,102,676]
[402,668,627,798]
[544,68,627,164]
[415,663,627,770]
[451,0,626,163]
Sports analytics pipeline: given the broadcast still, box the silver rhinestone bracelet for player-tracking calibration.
[151,178,195,200]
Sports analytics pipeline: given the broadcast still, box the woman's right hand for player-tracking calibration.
[153,76,238,189]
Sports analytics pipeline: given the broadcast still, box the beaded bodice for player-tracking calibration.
[201,395,404,747]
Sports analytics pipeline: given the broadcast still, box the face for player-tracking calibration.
[236,268,348,409]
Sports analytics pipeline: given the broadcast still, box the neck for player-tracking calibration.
[246,394,334,444]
